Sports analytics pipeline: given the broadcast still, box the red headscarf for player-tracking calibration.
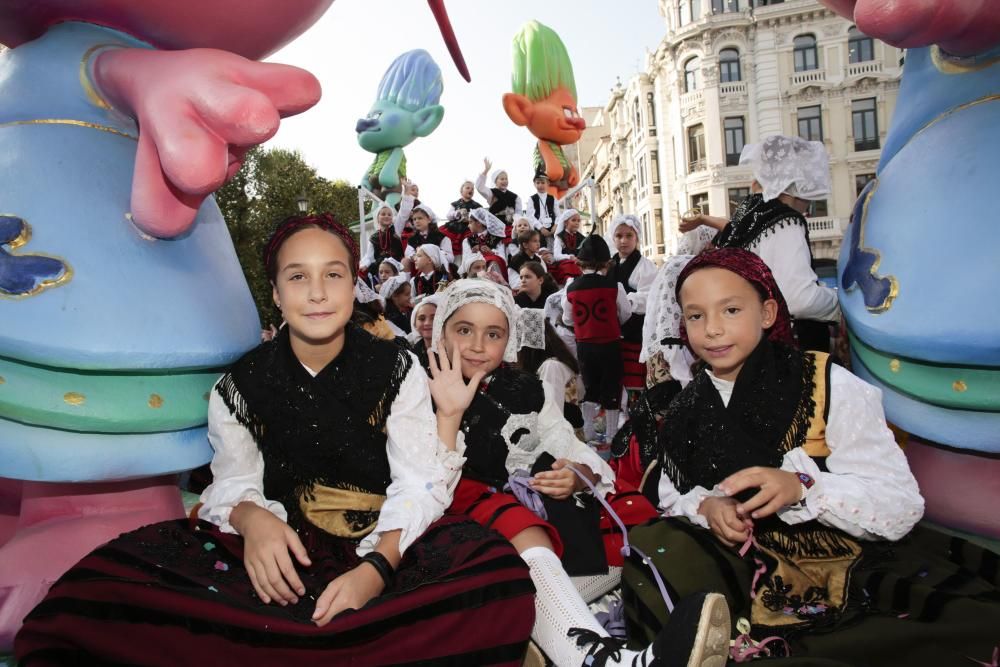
[263,213,359,280]
[675,248,795,347]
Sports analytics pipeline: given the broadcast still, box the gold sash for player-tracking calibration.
[299,483,386,539]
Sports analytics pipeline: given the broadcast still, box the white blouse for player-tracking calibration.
[537,357,579,414]
[751,224,840,323]
[618,254,658,316]
[657,363,925,541]
[359,195,414,268]
[198,353,466,556]
[475,173,523,218]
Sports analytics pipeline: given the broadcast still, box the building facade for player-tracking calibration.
[580,0,902,262]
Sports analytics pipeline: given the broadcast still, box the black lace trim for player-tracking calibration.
[713,193,812,255]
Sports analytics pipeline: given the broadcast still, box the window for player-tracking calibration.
[855,172,876,196]
[646,92,657,134]
[691,193,710,216]
[691,0,702,21]
[852,97,879,150]
[848,26,874,63]
[684,57,700,92]
[728,187,750,215]
[719,48,741,82]
[634,97,642,132]
[638,155,647,190]
[793,34,818,72]
[807,199,828,217]
[651,150,661,185]
[712,0,740,12]
[724,117,745,166]
[797,105,823,141]
[687,124,706,172]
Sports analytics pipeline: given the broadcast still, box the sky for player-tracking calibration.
[265,1,666,216]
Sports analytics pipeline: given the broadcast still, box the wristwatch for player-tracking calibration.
[794,472,815,507]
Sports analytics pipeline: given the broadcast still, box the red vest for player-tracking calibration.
[566,273,621,343]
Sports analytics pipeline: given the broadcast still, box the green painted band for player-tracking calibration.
[849,332,1000,412]
[0,355,221,433]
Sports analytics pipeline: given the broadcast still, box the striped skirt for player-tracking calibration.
[15,515,535,666]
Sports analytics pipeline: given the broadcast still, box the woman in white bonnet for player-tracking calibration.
[680,135,839,351]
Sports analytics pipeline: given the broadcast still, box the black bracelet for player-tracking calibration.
[360,551,394,588]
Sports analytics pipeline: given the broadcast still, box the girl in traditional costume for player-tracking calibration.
[442,179,479,264]
[427,279,729,667]
[379,273,413,335]
[410,244,451,299]
[15,215,535,665]
[550,209,586,285]
[476,158,523,233]
[404,204,453,267]
[625,248,1000,665]
[514,261,558,310]
[407,294,440,372]
[464,208,509,284]
[360,194,413,279]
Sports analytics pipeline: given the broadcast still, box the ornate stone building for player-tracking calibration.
[581,0,902,262]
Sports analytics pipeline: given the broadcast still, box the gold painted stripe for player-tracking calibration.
[0,118,137,140]
[79,43,127,110]
[931,45,1000,75]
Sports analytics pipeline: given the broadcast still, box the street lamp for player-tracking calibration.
[295,194,310,214]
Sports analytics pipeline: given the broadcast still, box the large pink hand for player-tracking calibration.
[820,0,1000,56]
[93,48,321,238]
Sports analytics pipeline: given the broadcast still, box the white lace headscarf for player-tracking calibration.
[379,274,410,301]
[431,279,546,363]
[354,278,384,306]
[605,213,642,250]
[459,252,486,277]
[407,294,442,344]
[515,212,540,230]
[372,200,396,227]
[416,243,445,270]
[640,254,697,384]
[469,208,507,238]
[739,135,831,203]
[554,209,580,235]
[413,203,438,223]
[676,226,717,256]
[490,169,509,189]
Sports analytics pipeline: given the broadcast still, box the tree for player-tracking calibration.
[215,146,360,325]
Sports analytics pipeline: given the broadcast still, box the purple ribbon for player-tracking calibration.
[594,598,628,639]
[504,469,547,520]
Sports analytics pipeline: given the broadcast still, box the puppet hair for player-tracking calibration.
[510,20,577,102]
[376,49,444,111]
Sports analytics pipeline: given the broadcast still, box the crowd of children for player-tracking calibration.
[14,138,1000,666]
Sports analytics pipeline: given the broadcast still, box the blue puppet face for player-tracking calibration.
[355,99,443,152]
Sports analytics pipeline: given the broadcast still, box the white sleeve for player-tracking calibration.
[514,195,523,216]
[359,356,464,556]
[537,393,616,498]
[552,236,572,261]
[198,388,287,533]
[616,284,632,324]
[627,258,657,315]
[776,365,925,541]
[360,237,375,269]
[446,204,460,221]
[438,237,454,266]
[538,359,573,413]
[656,469,724,528]
[508,267,522,290]
[475,173,492,203]
[461,238,473,258]
[754,227,840,322]
[560,284,575,327]
[394,195,414,236]
[404,244,416,259]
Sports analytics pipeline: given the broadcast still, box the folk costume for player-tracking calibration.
[530,190,561,249]
[379,274,412,335]
[476,169,523,233]
[463,208,509,284]
[360,196,413,276]
[404,204,454,267]
[607,215,657,393]
[430,280,667,667]
[16,220,534,666]
[550,209,586,286]
[624,250,1000,666]
[409,244,450,299]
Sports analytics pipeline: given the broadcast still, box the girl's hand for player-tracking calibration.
[233,502,311,606]
[719,467,803,520]
[531,459,593,500]
[698,496,752,548]
[400,178,412,195]
[312,562,385,627]
[482,157,492,174]
[428,344,486,419]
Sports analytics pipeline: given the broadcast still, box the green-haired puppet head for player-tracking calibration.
[356,49,445,152]
[510,20,577,103]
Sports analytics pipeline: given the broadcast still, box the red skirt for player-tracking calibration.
[621,340,647,390]
[549,260,582,286]
[15,516,534,666]
[448,477,657,567]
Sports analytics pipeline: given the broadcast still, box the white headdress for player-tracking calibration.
[412,203,438,222]
[379,274,410,301]
[459,252,486,277]
[676,226,717,256]
[469,208,507,238]
[407,294,442,344]
[640,254,697,384]
[416,243,445,269]
[379,256,404,275]
[606,213,642,249]
[489,169,509,189]
[515,212,540,230]
[554,209,580,235]
[354,278,384,305]
[739,135,831,203]
[431,279,546,363]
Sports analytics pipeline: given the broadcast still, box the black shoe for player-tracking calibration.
[652,592,730,667]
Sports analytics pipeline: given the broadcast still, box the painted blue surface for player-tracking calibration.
[852,352,1000,454]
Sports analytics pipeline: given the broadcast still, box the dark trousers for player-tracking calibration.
[577,340,622,409]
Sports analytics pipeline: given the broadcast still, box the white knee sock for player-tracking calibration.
[582,402,599,442]
[571,566,622,603]
[523,547,652,667]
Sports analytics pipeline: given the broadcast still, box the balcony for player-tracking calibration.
[681,89,703,107]
[719,81,747,96]
[846,60,883,79]
[790,69,826,87]
[687,158,707,173]
[807,216,840,240]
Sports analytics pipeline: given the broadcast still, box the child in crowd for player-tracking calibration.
[15,215,534,665]
[427,279,729,667]
[515,260,558,310]
[625,248,1000,665]
[563,235,631,444]
[404,204,453,267]
[377,256,405,286]
[410,244,450,299]
[394,180,421,248]
[518,319,584,431]
[545,288,577,359]
[352,279,403,342]
[441,180,479,265]
[360,183,414,278]
[508,228,552,290]
[607,214,657,398]
[505,214,537,261]
[464,208,509,284]
[476,157,523,232]
[550,209,586,285]
[458,252,487,279]
[529,170,561,248]
[445,179,483,221]
[680,136,839,352]
[379,274,412,334]
[407,294,440,372]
